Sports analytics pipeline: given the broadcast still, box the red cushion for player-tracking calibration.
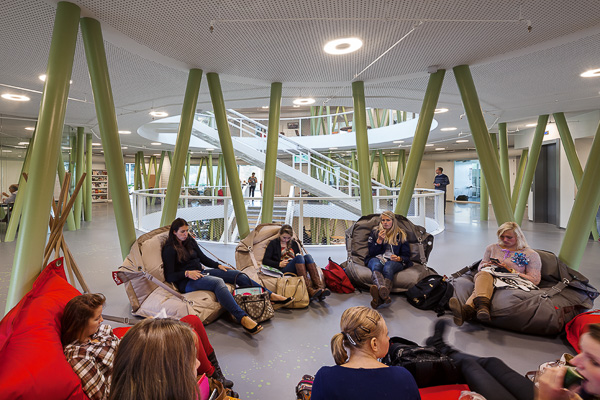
[565,310,600,353]
[419,384,471,400]
[0,258,88,400]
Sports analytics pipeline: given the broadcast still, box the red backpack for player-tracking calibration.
[322,258,355,294]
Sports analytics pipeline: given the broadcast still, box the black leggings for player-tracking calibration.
[450,352,534,400]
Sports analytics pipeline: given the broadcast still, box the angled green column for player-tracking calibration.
[207,73,249,238]
[84,133,92,221]
[514,115,549,224]
[160,68,203,226]
[207,152,214,188]
[395,70,445,215]
[395,149,405,184]
[58,151,77,231]
[185,152,191,186]
[559,121,600,269]
[81,16,136,259]
[73,127,84,229]
[6,1,81,312]
[454,65,513,224]
[379,151,391,187]
[512,149,528,211]
[262,82,282,224]
[554,112,599,240]
[141,155,148,189]
[498,122,511,197]
[352,81,374,215]
[155,151,166,187]
[133,152,140,190]
[480,171,488,220]
[195,157,204,187]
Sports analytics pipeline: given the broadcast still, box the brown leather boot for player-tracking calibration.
[372,271,390,300]
[448,297,475,326]
[370,271,387,309]
[473,296,491,322]
[382,278,393,306]
[296,262,322,300]
[305,261,331,301]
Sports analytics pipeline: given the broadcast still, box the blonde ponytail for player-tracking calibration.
[331,333,349,365]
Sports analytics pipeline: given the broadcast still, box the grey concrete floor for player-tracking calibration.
[1,202,600,399]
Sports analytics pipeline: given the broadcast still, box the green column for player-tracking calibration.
[195,157,204,187]
[395,149,405,185]
[5,130,35,242]
[73,127,84,229]
[58,151,77,231]
[84,133,92,221]
[141,155,148,189]
[81,16,136,259]
[453,65,514,225]
[352,81,374,215]
[133,152,140,190]
[480,172,488,220]
[559,121,600,269]
[554,112,599,239]
[514,115,549,224]
[7,1,81,312]
[262,82,282,224]
[395,70,445,215]
[207,73,250,238]
[379,150,391,187]
[511,149,528,211]
[69,133,76,187]
[185,152,191,186]
[160,69,203,226]
[207,152,214,188]
[498,122,511,197]
[155,150,166,187]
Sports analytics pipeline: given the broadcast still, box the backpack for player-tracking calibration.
[322,258,355,294]
[406,275,454,316]
[295,374,314,400]
[382,336,461,388]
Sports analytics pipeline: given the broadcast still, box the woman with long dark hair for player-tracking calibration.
[162,218,292,334]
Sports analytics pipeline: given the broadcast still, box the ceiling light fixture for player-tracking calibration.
[425,144,434,147]
[150,111,168,117]
[206,148,215,151]
[329,147,338,150]
[525,123,537,127]
[456,139,469,143]
[440,127,457,131]
[121,146,128,149]
[293,98,315,105]
[39,74,72,84]
[435,148,445,151]
[434,108,449,114]
[2,150,13,153]
[24,127,35,131]
[92,142,101,146]
[18,141,29,145]
[581,68,600,77]
[261,106,269,109]
[323,37,363,55]
[118,130,131,134]
[2,93,30,101]
[393,140,405,144]
[151,142,161,145]
[293,104,300,108]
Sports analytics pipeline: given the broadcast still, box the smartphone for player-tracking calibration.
[489,257,500,265]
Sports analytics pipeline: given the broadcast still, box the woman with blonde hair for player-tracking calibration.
[108,318,207,400]
[449,221,541,326]
[365,211,412,308]
[311,306,420,400]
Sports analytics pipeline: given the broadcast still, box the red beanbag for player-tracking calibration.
[0,258,88,400]
[565,309,600,352]
[419,384,471,400]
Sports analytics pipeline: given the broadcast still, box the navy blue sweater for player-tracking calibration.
[365,230,413,268]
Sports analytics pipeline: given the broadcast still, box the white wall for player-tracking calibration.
[0,159,23,195]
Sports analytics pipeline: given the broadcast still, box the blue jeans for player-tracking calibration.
[203,268,271,294]
[367,258,406,281]
[282,254,314,274]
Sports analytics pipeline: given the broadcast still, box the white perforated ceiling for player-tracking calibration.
[0,0,600,156]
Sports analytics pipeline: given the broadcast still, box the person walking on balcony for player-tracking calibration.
[248,172,257,197]
[433,167,450,212]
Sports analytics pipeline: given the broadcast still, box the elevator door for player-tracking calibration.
[533,142,559,225]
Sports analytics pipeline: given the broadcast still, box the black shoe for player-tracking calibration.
[318,288,331,301]
[425,319,455,355]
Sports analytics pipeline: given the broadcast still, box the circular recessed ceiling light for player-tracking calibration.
[440,127,457,131]
[393,140,405,144]
[525,123,537,127]
[151,142,161,145]
[425,144,434,147]
[435,147,445,151]
[150,111,168,117]
[581,68,600,77]
[25,127,35,131]
[434,108,449,114]
[2,93,30,101]
[293,98,315,105]
[323,37,363,55]
[456,139,469,143]
[118,130,131,134]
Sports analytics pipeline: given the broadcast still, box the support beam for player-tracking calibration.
[160,68,203,226]
[395,70,445,216]
[395,149,406,185]
[379,150,391,187]
[514,115,549,224]
[133,152,140,191]
[73,127,84,229]
[81,16,136,259]
[7,1,81,312]
[262,82,282,224]
[511,149,528,211]
[140,154,148,189]
[185,152,191,187]
[58,151,77,231]
[554,112,600,240]
[195,156,204,187]
[453,65,514,224]
[480,172,488,220]
[498,122,511,196]
[207,73,250,239]
[84,133,92,221]
[559,121,600,269]
[352,81,373,215]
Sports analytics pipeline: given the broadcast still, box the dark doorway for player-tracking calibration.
[533,141,559,225]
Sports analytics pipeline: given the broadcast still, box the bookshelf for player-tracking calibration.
[91,169,108,202]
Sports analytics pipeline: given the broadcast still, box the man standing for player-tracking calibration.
[248,172,257,197]
[433,167,450,212]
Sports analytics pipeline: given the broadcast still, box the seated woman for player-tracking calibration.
[537,322,600,400]
[263,224,330,301]
[108,318,208,400]
[365,211,412,308]
[162,218,292,335]
[61,293,235,400]
[449,221,541,326]
[311,306,420,400]
[1,183,18,204]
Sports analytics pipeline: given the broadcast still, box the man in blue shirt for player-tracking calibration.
[433,167,450,213]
